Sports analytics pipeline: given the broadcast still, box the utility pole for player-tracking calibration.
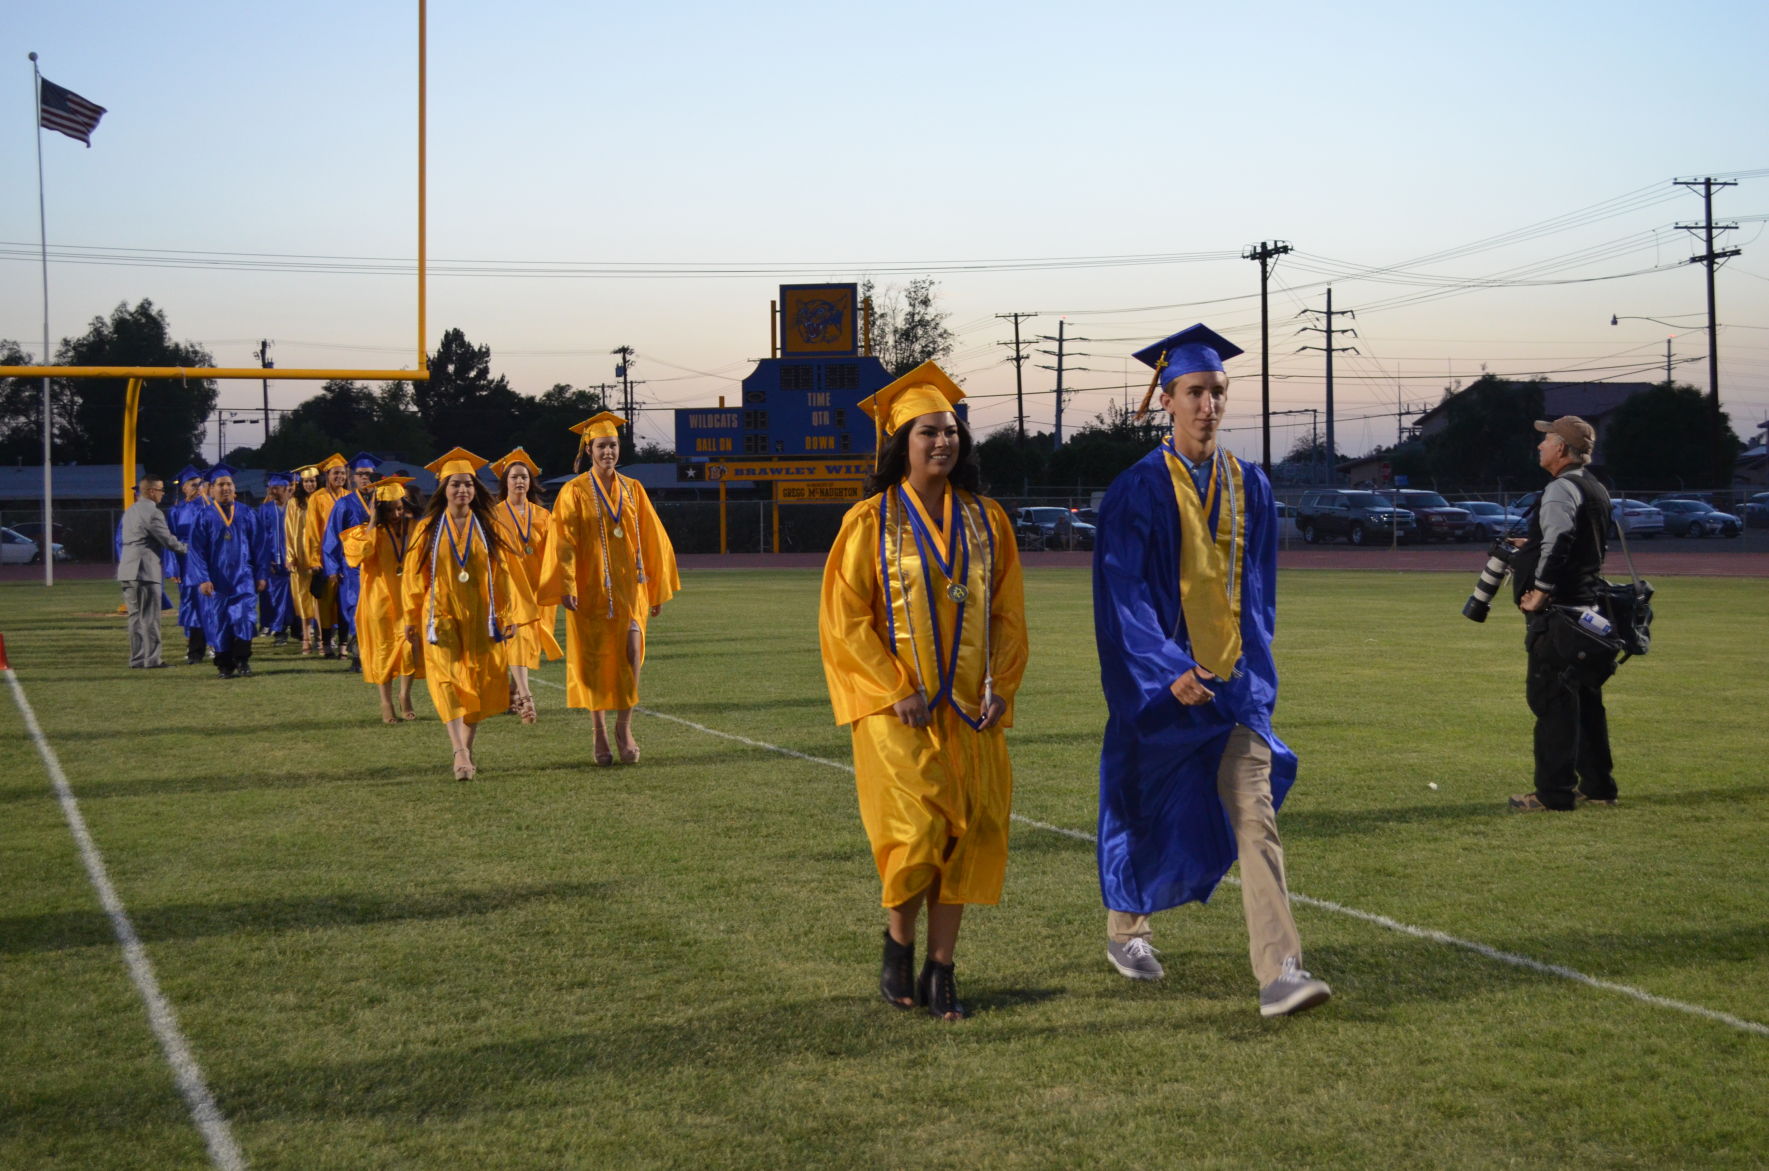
[1243,240,1292,472]
[611,345,636,454]
[996,311,1036,445]
[1297,287,1357,485]
[1034,321,1090,450]
[256,339,274,443]
[1674,177,1740,487]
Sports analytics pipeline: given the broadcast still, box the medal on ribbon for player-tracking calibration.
[443,514,474,584]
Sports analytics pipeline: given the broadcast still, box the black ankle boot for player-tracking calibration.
[918,959,968,1021]
[880,930,916,1009]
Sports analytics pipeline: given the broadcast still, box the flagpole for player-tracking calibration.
[29,52,53,588]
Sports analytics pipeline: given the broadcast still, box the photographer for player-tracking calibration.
[1508,416,1618,813]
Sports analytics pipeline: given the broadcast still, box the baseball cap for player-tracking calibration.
[1535,415,1595,455]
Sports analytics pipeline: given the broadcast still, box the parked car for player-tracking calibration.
[1740,491,1769,529]
[1650,497,1742,538]
[1391,490,1475,542]
[1014,506,1096,550]
[1,526,67,565]
[1295,490,1417,546]
[1608,499,1664,539]
[1462,500,1526,540]
[6,520,76,561]
[1275,501,1301,541]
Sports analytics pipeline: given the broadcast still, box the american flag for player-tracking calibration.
[38,78,106,147]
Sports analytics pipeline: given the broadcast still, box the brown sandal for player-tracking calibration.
[518,694,537,725]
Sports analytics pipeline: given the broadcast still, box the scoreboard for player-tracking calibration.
[677,284,897,465]
[677,356,890,460]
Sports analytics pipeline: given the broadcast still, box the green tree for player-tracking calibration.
[413,328,523,453]
[52,301,217,471]
[513,383,614,482]
[861,278,956,376]
[1601,384,1744,492]
[0,339,80,463]
[1422,375,1544,490]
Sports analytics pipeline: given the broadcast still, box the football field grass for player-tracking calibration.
[3,568,1766,1169]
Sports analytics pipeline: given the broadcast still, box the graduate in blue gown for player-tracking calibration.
[322,452,381,670]
[1093,324,1331,1017]
[168,465,210,662]
[186,463,267,679]
[257,471,296,643]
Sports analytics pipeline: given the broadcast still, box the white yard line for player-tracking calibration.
[535,681,1767,1040]
[5,667,249,1170]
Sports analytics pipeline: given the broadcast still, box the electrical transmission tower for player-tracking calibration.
[1035,320,1091,450]
[996,311,1036,445]
[1296,287,1357,484]
[1243,240,1292,471]
[1674,177,1740,486]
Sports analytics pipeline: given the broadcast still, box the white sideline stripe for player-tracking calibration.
[545,683,1767,1040]
[5,668,249,1170]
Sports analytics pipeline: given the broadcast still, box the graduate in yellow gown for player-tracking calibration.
[539,412,680,765]
[490,447,563,725]
[285,464,321,654]
[304,452,349,656]
[400,448,534,781]
[818,362,1028,1022]
[343,475,424,723]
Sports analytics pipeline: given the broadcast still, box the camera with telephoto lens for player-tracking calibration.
[1462,537,1518,622]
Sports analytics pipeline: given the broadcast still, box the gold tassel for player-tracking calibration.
[1133,367,1164,423]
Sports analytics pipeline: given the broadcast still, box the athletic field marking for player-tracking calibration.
[5,666,249,1170]
[537,684,1768,1040]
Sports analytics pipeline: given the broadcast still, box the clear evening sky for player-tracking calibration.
[7,0,1767,464]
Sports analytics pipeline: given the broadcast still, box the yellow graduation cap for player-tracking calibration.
[569,412,627,449]
[373,474,415,502]
[293,464,319,480]
[491,447,542,480]
[316,452,348,472]
[425,446,489,481]
[856,361,966,467]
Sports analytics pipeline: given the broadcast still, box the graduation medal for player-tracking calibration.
[504,500,537,560]
[883,484,998,731]
[443,514,475,585]
[591,471,625,541]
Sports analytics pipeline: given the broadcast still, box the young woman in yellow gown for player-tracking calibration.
[401,448,534,780]
[489,447,562,725]
[818,363,1028,1022]
[343,475,423,723]
[285,464,320,654]
[539,413,680,766]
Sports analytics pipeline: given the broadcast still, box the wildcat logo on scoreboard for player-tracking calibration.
[780,284,858,356]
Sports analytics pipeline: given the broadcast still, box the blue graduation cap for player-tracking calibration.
[207,461,241,481]
[175,463,209,484]
[266,471,294,487]
[1133,324,1243,385]
[350,451,384,472]
[1132,324,1244,420]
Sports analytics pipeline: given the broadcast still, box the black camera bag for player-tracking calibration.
[1544,607,1623,685]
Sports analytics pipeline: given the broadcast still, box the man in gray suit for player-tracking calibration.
[117,476,187,669]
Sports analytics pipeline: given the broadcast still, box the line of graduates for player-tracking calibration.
[154,413,681,778]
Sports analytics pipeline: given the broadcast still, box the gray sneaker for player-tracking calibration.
[1259,957,1332,1017]
[1106,938,1165,980]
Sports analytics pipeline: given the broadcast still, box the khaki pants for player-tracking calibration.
[1107,725,1301,988]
